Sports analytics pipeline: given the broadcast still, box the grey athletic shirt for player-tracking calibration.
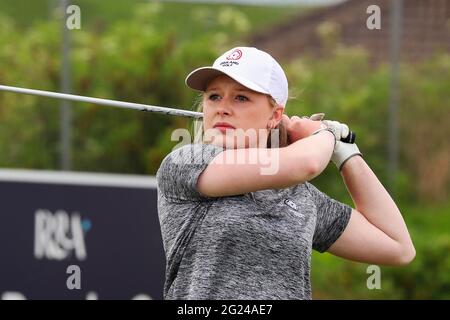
[156,143,352,300]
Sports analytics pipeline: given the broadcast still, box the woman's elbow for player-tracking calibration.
[304,156,327,180]
[290,156,321,183]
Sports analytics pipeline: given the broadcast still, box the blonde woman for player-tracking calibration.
[156,47,415,300]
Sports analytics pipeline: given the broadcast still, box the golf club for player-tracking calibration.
[0,84,356,143]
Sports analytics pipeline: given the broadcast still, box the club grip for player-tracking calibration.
[341,131,356,144]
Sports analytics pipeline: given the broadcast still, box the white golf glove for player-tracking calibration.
[331,141,363,171]
[321,120,350,142]
[312,118,363,171]
[310,118,345,144]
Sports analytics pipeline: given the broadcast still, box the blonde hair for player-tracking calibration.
[191,94,288,148]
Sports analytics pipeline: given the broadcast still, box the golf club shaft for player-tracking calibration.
[0,84,203,119]
[0,84,356,143]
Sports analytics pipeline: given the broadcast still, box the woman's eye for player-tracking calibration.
[208,94,220,101]
[236,95,249,102]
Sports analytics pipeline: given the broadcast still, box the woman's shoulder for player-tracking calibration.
[161,143,221,164]
[156,143,224,180]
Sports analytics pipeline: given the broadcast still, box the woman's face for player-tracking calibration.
[202,75,283,149]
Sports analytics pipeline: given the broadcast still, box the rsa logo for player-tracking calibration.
[34,209,90,261]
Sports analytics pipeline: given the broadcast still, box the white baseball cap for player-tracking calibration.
[185,47,289,107]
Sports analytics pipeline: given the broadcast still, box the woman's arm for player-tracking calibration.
[327,156,416,266]
[197,129,334,197]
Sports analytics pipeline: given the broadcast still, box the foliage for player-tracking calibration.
[0,3,248,173]
[0,2,448,196]
[0,1,449,300]
[0,1,307,172]
[285,46,450,206]
[311,201,450,299]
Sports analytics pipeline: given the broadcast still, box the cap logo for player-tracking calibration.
[226,49,242,60]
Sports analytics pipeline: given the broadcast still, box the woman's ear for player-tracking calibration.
[271,106,284,126]
[266,107,289,148]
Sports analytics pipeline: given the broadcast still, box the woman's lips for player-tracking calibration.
[214,126,235,134]
[213,122,235,134]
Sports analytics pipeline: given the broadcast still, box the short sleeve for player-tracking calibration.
[156,143,224,201]
[306,182,352,253]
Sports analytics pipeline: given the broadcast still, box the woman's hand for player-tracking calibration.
[282,114,325,144]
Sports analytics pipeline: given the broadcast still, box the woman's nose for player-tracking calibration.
[216,101,231,116]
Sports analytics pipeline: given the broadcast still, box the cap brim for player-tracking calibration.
[185,67,269,95]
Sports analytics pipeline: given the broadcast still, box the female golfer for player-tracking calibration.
[156,47,415,299]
